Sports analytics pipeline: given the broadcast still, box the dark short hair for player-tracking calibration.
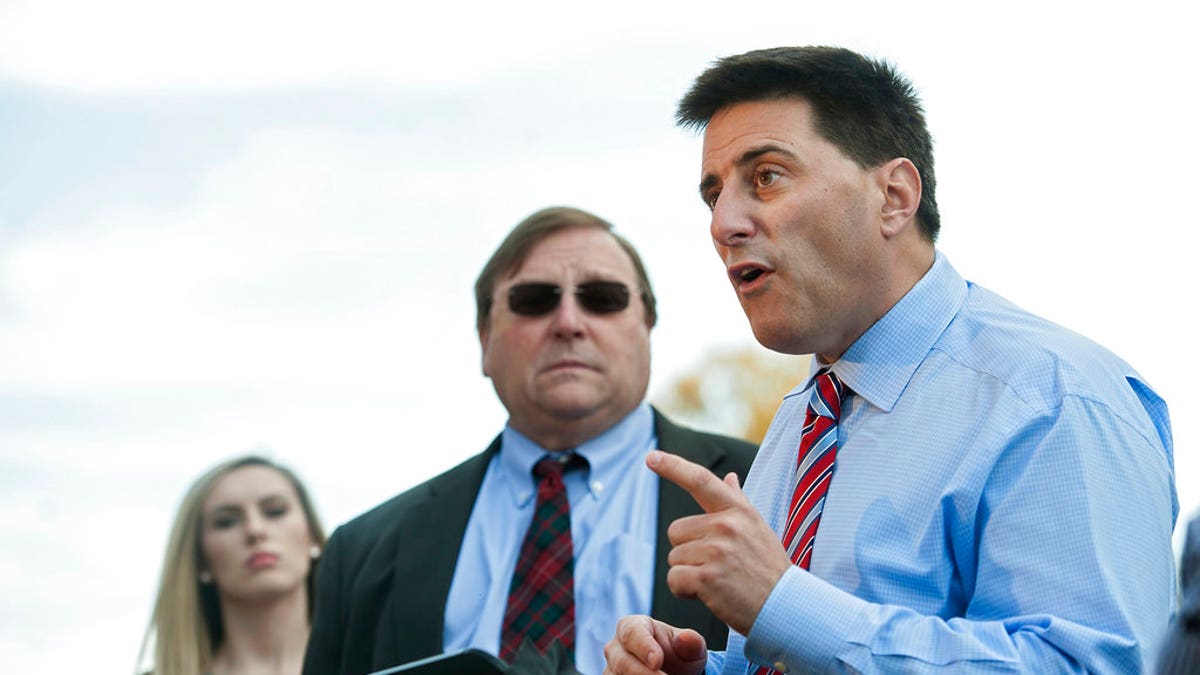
[474,206,658,332]
[677,46,940,242]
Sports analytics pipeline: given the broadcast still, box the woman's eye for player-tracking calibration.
[263,502,289,519]
[211,515,239,530]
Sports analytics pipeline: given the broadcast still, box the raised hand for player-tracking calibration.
[647,450,792,636]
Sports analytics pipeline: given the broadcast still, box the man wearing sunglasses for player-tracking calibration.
[304,206,757,675]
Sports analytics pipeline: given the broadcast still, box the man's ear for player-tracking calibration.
[479,325,492,377]
[878,157,921,238]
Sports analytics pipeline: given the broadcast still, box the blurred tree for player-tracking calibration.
[652,345,811,444]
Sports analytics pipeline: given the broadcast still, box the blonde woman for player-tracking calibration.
[137,455,326,675]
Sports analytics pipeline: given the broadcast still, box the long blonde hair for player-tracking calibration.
[136,455,327,675]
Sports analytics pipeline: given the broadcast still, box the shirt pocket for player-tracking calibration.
[577,532,655,647]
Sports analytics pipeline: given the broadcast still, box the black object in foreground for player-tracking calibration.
[369,648,508,675]
[368,642,583,675]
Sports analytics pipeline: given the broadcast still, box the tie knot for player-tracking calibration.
[533,453,586,480]
[533,456,564,480]
[810,368,846,421]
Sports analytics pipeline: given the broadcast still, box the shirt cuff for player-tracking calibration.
[744,566,870,671]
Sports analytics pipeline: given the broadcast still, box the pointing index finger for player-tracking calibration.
[647,450,743,513]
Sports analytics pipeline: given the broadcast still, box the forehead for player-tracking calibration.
[204,465,296,508]
[508,227,637,283]
[701,98,824,163]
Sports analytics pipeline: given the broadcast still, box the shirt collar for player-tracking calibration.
[497,402,655,507]
[792,251,967,413]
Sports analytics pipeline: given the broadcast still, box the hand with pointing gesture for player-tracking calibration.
[604,450,792,673]
[647,449,793,636]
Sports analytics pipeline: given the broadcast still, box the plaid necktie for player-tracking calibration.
[755,368,846,675]
[500,453,584,664]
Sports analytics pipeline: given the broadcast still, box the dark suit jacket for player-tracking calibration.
[1158,514,1200,674]
[303,409,757,675]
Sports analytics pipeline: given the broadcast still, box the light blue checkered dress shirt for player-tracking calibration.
[709,252,1177,674]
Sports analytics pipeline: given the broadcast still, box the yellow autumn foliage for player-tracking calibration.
[652,346,811,444]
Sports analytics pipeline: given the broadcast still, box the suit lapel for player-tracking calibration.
[650,410,727,628]
[381,438,501,666]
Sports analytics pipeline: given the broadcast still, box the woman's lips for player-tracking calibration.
[246,552,279,569]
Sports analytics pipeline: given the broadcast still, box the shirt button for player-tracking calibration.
[591,480,603,492]
[773,662,788,673]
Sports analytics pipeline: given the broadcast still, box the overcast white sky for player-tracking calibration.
[1,1,1196,672]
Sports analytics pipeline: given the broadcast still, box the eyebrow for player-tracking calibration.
[206,505,242,520]
[509,270,627,286]
[698,143,799,199]
[206,494,289,514]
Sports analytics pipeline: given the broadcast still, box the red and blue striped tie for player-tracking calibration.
[755,368,845,675]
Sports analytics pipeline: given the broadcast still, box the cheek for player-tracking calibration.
[284,516,315,549]
[483,326,538,376]
[288,526,316,574]
[200,531,232,569]
[293,523,314,547]
[614,326,652,379]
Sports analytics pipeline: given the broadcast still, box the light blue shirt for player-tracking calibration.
[710,253,1177,674]
[444,402,660,675]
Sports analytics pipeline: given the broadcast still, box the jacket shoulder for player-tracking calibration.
[326,443,497,564]
[653,407,758,479]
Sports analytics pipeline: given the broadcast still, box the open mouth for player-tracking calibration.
[740,268,765,283]
[729,262,771,287]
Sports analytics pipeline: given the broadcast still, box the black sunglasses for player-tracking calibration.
[507,281,632,317]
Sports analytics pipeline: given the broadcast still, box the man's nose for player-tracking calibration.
[550,291,586,338]
[711,191,756,247]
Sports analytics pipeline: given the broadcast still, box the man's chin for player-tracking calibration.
[749,320,807,356]
[543,397,604,422]
[538,384,619,420]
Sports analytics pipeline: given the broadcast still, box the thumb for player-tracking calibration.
[664,627,708,674]
[670,629,707,661]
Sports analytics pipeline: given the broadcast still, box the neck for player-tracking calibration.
[523,424,598,452]
[514,406,638,452]
[816,244,936,364]
[210,588,310,675]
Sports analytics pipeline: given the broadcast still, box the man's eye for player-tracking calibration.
[705,192,720,210]
[756,169,780,187]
